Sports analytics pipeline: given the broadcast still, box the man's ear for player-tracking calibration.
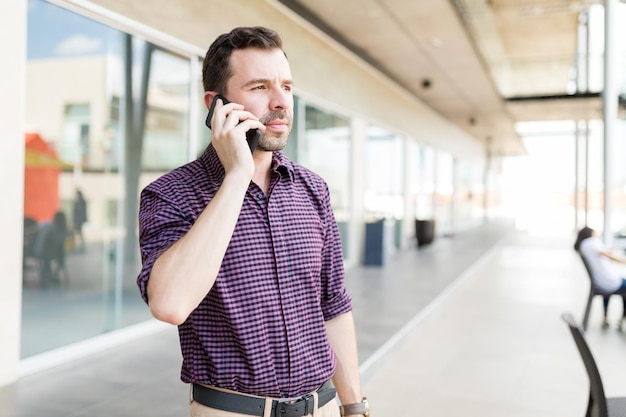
[204,91,218,110]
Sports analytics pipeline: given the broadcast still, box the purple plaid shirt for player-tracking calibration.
[137,144,352,398]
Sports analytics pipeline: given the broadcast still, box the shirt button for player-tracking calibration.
[257,193,264,199]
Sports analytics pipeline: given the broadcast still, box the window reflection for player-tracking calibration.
[365,126,404,221]
[301,104,351,257]
[22,0,191,357]
[141,48,190,170]
[415,145,435,221]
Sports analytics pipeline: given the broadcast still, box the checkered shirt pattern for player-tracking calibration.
[137,144,352,398]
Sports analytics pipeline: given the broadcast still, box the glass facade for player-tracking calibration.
[300,104,351,255]
[21,0,494,359]
[364,126,404,221]
[434,151,454,235]
[415,145,435,221]
[22,0,193,357]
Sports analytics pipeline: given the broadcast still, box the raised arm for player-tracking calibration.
[600,249,626,265]
[147,171,250,325]
[146,100,264,325]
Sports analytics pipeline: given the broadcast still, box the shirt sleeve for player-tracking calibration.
[318,182,353,320]
[136,183,193,304]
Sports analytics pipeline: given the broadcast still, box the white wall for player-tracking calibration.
[0,0,26,386]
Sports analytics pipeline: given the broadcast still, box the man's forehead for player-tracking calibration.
[230,48,291,78]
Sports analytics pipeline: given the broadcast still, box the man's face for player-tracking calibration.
[225,48,294,152]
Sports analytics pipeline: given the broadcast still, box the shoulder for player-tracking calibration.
[273,151,330,198]
[292,163,332,208]
[580,237,603,254]
[291,162,329,193]
[139,159,216,221]
[143,159,208,200]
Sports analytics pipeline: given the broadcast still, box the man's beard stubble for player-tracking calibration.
[256,110,291,152]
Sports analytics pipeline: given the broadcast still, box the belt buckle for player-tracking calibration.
[275,393,313,417]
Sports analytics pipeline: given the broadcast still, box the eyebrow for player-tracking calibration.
[243,78,294,88]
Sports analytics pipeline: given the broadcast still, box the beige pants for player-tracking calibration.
[189,385,340,417]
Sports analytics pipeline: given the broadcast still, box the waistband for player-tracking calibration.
[191,381,336,417]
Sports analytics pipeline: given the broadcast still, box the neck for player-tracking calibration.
[251,151,273,195]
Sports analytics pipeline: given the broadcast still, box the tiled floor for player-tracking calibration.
[2,221,625,417]
[361,232,626,417]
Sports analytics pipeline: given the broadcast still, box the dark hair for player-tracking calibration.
[574,226,594,251]
[202,26,284,94]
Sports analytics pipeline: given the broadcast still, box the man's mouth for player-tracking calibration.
[265,120,289,129]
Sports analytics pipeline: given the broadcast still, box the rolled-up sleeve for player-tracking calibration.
[319,183,352,320]
[136,184,192,304]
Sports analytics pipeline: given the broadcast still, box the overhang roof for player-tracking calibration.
[278,0,607,156]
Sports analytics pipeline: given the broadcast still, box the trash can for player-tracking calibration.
[364,219,392,266]
[415,219,435,247]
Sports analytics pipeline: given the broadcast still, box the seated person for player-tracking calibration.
[574,226,626,330]
[35,211,69,286]
[23,217,38,263]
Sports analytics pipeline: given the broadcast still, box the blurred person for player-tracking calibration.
[23,217,38,273]
[574,226,626,330]
[72,189,87,252]
[137,27,368,417]
[36,210,69,286]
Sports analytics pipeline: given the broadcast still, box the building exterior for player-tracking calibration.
[9,0,613,387]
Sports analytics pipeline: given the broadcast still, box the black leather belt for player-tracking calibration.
[191,381,336,417]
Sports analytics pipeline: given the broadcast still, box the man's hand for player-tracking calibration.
[209,98,264,179]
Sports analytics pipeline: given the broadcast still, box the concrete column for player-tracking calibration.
[574,10,588,230]
[401,138,413,250]
[0,0,27,386]
[188,57,201,161]
[585,120,590,225]
[603,0,617,243]
[574,122,580,229]
[349,118,367,268]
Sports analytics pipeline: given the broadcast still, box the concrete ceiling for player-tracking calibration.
[277,0,605,156]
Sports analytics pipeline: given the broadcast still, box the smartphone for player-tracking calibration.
[205,94,260,153]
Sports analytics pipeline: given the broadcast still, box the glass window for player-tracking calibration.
[416,145,435,221]
[61,104,90,165]
[300,104,351,257]
[406,140,421,222]
[434,151,454,234]
[450,159,484,230]
[141,48,190,170]
[469,163,485,222]
[365,126,404,221]
[614,120,626,241]
[196,73,212,157]
[23,0,194,358]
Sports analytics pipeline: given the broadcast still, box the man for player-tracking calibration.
[137,26,368,417]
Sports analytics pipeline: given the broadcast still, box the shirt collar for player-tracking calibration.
[200,143,295,184]
[271,149,295,182]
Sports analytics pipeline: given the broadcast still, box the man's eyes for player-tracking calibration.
[251,84,292,92]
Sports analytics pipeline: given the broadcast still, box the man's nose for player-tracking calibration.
[269,87,291,110]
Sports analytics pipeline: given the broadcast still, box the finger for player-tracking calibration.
[231,110,264,126]
[213,102,243,132]
[235,119,266,133]
[223,110,261,131]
